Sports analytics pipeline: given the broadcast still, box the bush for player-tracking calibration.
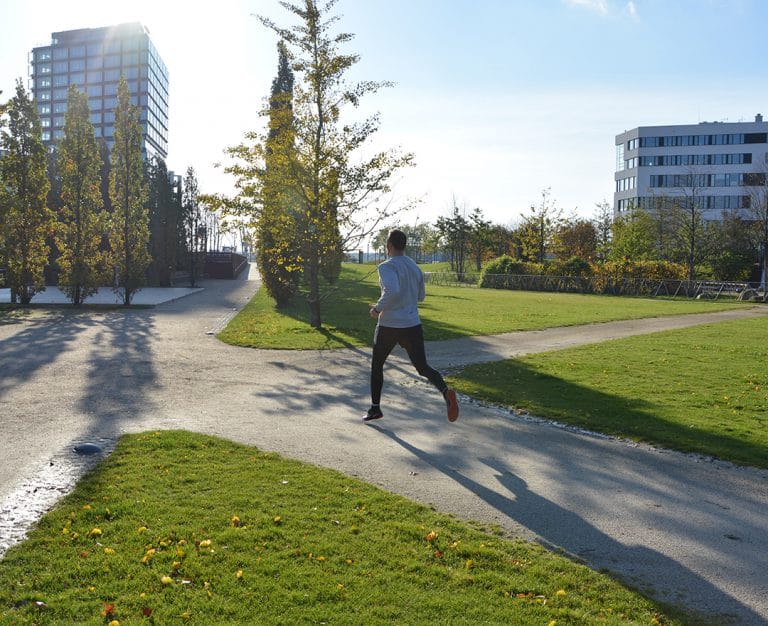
[545,256,593,277]
[479,256,543,288]
[597,260,687,281]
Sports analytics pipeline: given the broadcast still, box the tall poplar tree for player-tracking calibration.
[182,166,203,287]
[108,76,149,305]
[148,157,179,286]
[258,40,302,306]
[56,85,105,305]
[0,79,55,304]
[229,0,414,328]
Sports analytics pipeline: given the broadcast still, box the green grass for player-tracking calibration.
[449,316,768,468]
[218,263,749,349]
[0,431,693,625]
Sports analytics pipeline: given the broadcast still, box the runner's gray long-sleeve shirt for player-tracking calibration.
[374,255,425,328]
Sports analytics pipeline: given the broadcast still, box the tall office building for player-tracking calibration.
[614,115,768,220]
[30,22,169,160]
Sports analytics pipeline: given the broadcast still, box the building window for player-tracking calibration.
[105,55,121,68]
[53,88,68,100]
[54,116,65,128]
[38,64,51,74]
[616,143,625,172]
[745,133,768,144]
[53,47,68,60]
[35,49,52,62]
[91,112,102,124]
[70,73,85,87]
[70,46,85,58]
[40,118,51,128]
[87,71,103,84]
[36,77,52,89]
[39,104,51,115]
[53,102,67,114]
[53,75,68,87]
[87,43,102,56]
[69,59,85,72]
[122,52,139,66]
[743,173,766,186]
[53,129,64,140]
[87,84,102,97]
[39,91,51,101]
[87,56,103,69]
[42,131,51,141]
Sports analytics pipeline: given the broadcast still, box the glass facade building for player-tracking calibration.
[30,22,169,160]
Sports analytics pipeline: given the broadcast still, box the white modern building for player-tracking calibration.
[614,115,768,220]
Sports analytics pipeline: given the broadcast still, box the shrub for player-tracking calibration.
[545,256,593,277]
[479,256,543,288]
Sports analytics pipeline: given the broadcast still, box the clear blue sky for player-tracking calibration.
[3,0,768,228]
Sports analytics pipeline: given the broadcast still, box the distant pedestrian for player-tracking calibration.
[363,229,459,423]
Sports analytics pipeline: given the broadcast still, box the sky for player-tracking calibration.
[3,0,768,230]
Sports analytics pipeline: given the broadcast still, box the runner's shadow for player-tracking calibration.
[368,424,763,625]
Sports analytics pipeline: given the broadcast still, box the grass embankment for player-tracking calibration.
[218,263,747,349]
[0,431,690,625]
[449,316,768,469]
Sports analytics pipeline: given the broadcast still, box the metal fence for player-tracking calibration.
[424,272,753,300]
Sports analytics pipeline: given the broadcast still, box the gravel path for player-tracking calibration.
[2,268,767,624]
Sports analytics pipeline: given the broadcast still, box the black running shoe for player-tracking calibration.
[363,405,383,421]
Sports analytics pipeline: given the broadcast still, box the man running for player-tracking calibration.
[363,229,459,423]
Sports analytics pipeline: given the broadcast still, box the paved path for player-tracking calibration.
[2,268,768,624]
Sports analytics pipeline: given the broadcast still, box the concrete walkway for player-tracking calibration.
[1,268,767,624]
[0,285,203,306]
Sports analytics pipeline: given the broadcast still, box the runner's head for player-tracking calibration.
[387,229,407,252]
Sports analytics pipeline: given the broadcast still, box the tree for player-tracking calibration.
[554,217,597,261]
[707,211,754,281]
[592,200,613,260]
[107,76,150,305]
[517,188,562,262]
[0,79,55,304]
[148,157,180,286]
[435,203,471,274]
[608,205,656,261]
[56,85,105,304]
[182,166,203,287]
[235,0,414,328]
[467,207,493,271]
[748,159,768,290]
[660,169,711,281]
[258,40,302,306]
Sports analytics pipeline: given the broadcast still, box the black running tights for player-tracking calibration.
[370,324,447,405]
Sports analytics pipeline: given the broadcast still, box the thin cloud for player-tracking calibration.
[564,0,610,15]
[625,1,639,20]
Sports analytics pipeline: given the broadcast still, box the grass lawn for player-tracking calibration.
[449,316,768,469]
[217,263,749,349]
[0,431,693,625]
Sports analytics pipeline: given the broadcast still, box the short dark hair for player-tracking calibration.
[387,229,407,251]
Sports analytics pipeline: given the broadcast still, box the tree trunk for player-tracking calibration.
[307,257,322,328]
